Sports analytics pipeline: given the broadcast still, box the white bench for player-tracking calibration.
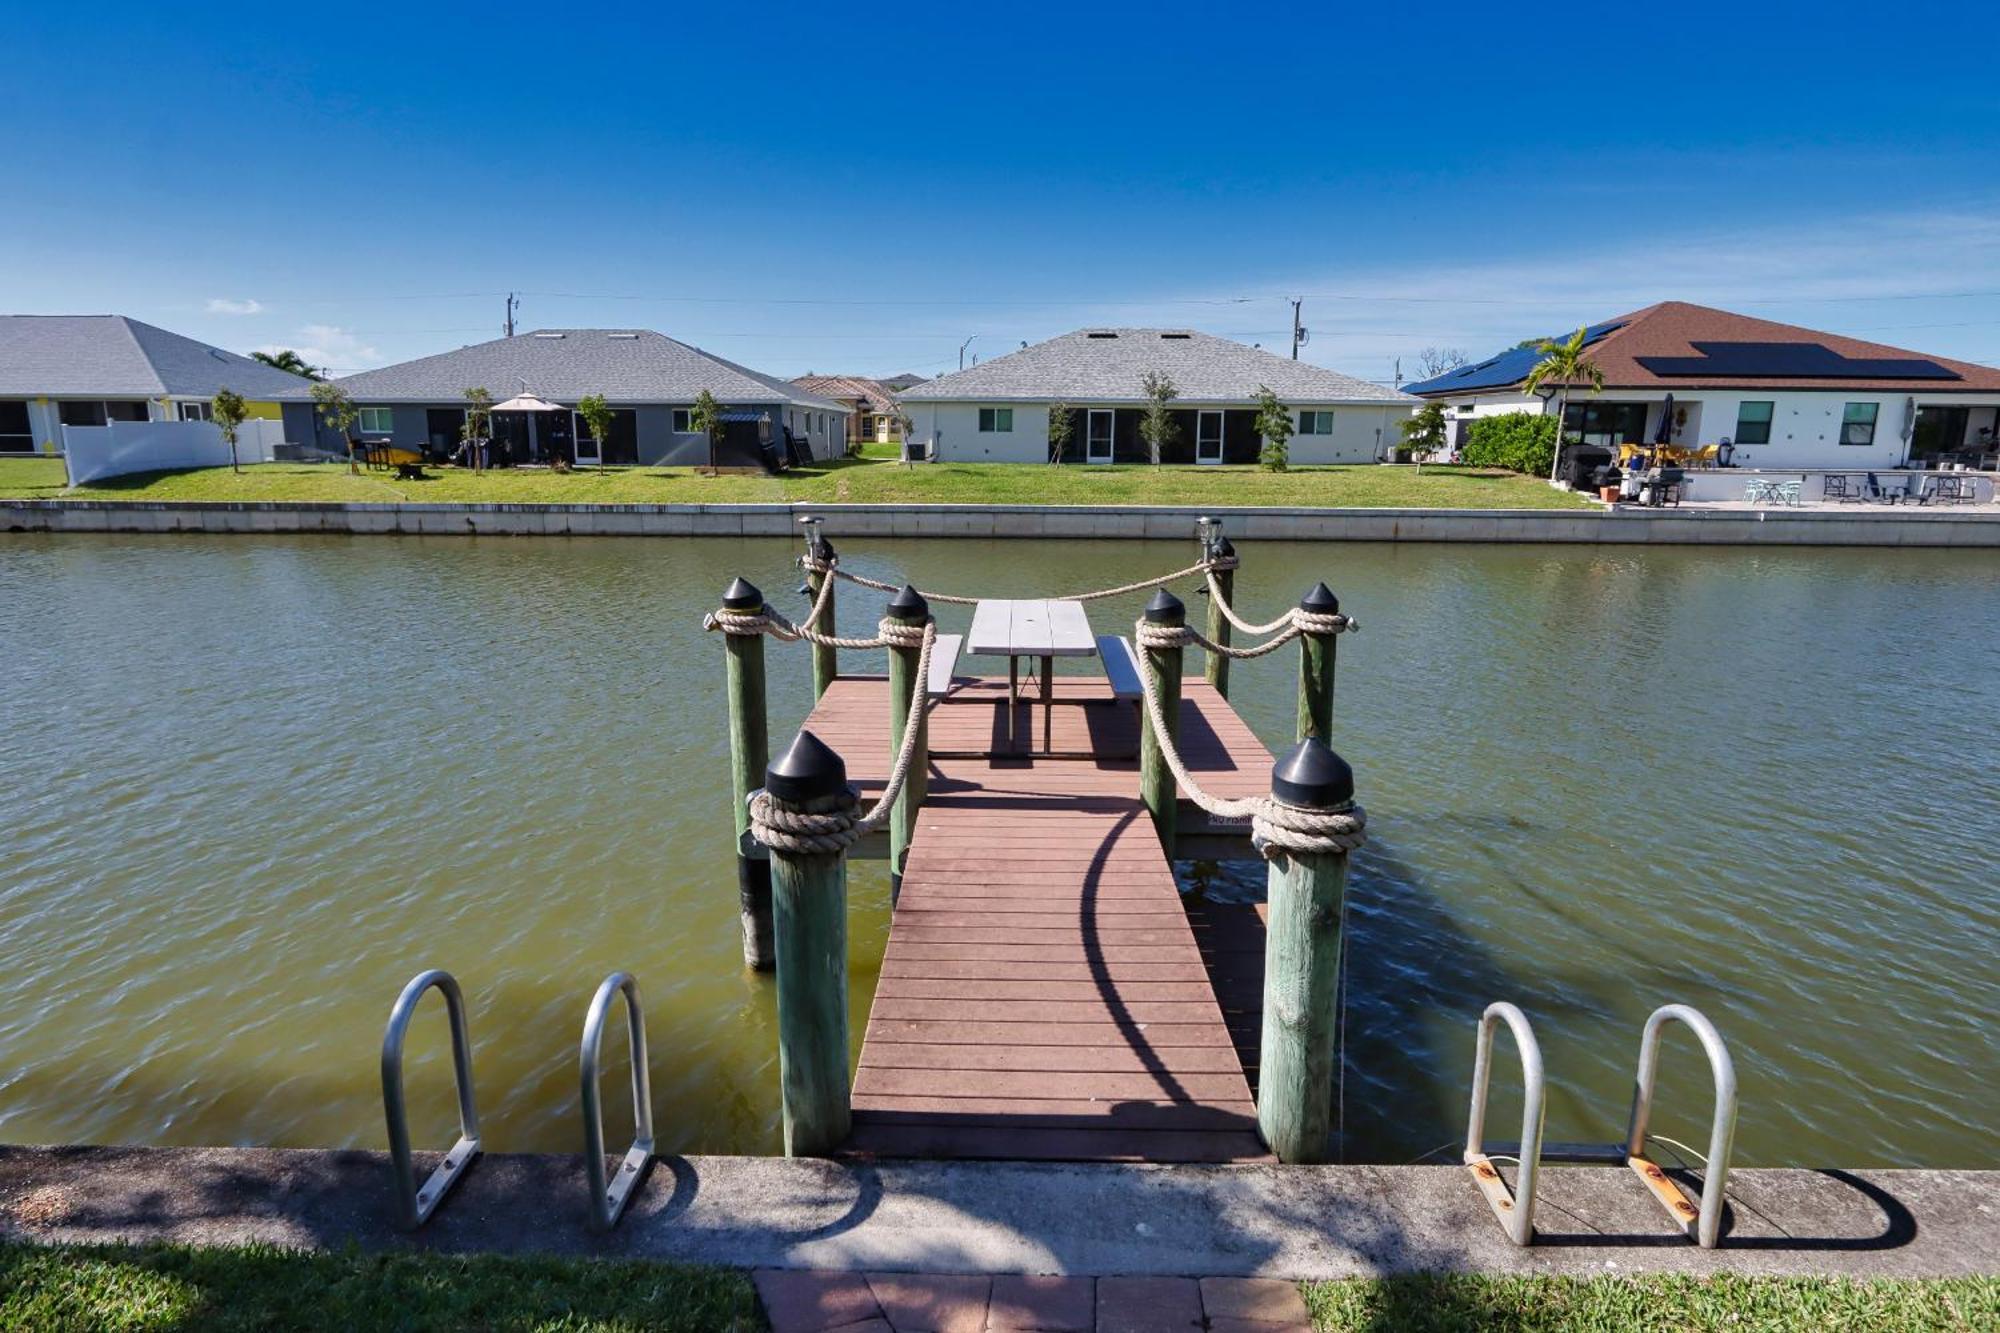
[1095,635,1144,701]
[927,633,964,699]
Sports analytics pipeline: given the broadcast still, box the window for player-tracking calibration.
[59,400,108,428]
[0,400,32,452]
[105,401,148,422]
[178,401,214,423]
[673,409,694,433]
[1840,402,1879,446]
[978,407,1014,432]
[1298,410,1334,435]
[357,406,394,434]
[1733,401,1773,445]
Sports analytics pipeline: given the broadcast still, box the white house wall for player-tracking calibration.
[1439,388,2000,468]
[911,401,1409,464]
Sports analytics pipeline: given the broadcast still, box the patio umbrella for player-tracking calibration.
[1653,393,1675,446]
[491,391,562,414]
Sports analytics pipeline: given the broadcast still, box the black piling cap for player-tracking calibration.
[810,534,837,562]
[1299,581,1340,615]
[723,577,763,610]
[1212,535,1236,559]
[1144,587,1186,623]
[887,583,929,620]
[765,730,848,804]
[1271,737,1354,810]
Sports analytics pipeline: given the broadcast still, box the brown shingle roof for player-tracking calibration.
[1544,302,2000,393]
[792,375,898,411]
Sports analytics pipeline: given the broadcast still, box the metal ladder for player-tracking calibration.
[380,968,657,1231]
[1463,1001,1739,1248]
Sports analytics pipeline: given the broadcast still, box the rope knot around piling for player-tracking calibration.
[875,618,930,649]
[1133,620,1197,651]
[1294,609,1355,636]
[749,785,863,855]
[703,604,776,636]
[1202,553,1241,573]
[1251,798,1369,858]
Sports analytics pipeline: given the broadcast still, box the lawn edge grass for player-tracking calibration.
[0,1238,762,1332]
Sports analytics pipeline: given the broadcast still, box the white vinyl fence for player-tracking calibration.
[62,419,287,485]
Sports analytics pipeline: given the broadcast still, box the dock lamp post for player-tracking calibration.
[797,516,838,699]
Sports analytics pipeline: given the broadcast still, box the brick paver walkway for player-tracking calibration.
[753,1270,1311,1333]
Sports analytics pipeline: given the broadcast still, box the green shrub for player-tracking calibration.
[1461,412,1558,475]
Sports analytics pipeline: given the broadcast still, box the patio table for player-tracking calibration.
[966,598,1097,750]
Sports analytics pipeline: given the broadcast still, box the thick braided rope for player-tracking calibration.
[1203,571,1359,638]
[1135,609,1353,662]
[809,557,1215,607]
[746,621,937,855]
[703,602,924,652]
[1131,617,1366,857]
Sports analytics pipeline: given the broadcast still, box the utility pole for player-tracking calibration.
[959,334,977,371]
[1291,299,1307,360]
[504,293,518,338]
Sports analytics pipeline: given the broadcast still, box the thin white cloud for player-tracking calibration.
[261,324,382,375]
[206,297,264,315]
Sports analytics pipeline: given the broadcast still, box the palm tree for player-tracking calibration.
[1521,326,1605,481]
[251,349,323,379]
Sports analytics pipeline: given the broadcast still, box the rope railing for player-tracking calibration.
[1132,616,1367,858]
[802,552,1215,608]
[738,618,937,856]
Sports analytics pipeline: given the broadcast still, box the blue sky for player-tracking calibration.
[7,1,2000,384]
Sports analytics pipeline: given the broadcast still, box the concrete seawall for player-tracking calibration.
[5,498,2000,545]
[1,1146,1991,1279]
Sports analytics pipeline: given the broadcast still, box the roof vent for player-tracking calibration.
[1086,331,1119,339]
[533,332,566,339]
[606,332,638,340]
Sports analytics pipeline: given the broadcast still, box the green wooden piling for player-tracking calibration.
[1138,588,1185,858]
[805,534,838,700]
[721,577,774,972]
[884,584,930,900]
[763,730,854,1156]
[1257,738,1356,1164]
[1204,534,1236,698]
[1296,582,1340,744]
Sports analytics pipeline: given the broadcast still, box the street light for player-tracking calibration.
[959,335,978,371]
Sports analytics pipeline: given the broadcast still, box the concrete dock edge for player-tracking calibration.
[2,1146,1992,1279]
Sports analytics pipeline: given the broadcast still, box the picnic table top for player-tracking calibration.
[966,599,1097,658]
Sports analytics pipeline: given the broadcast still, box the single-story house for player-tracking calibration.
[0,314,308,454]
[1402,302,2000,470]
[277,329,849,469]
[793,374,904,448]
[896,329,1416,464]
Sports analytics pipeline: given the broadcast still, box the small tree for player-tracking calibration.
[1400,401,1449,473]
[690,389,725,473]
[211,388,248,474]
[1253,385,1292,472]
[462,387,494,472]
[1522,326,1605,481]
[576,393,613,470]
[1045,399,1075,465]
[309,380,360,473]
[1413,347,1468,381]
[1138,370,1178,467]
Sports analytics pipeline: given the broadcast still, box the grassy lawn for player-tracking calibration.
[0,1241,759,1331]
[2,1242,1990,1333]
[1305,1273,1995,1331]
[0,456,1590,510]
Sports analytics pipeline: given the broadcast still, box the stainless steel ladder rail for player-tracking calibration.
[380,969,481,1231]
[1462,1001,1546,1246]
[1626,1003,1738,1249]
[579,970,655,1231]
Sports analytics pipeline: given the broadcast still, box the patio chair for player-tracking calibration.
[1861,473,1899,504]
[1821,475,1860,502]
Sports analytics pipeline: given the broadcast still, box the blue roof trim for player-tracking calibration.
[1403,320,1626,396]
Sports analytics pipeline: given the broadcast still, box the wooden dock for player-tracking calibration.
[801,675,1275,1163]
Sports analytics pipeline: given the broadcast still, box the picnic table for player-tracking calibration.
[967,598,1096,750]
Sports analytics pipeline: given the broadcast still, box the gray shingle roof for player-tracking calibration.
[294,329,845,410]
[0,315,316,398]
[896,329,1414,405]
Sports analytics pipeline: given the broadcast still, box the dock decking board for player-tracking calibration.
[800,674,1274,1164]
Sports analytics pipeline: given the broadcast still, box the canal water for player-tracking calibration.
[0,534,1995,1170]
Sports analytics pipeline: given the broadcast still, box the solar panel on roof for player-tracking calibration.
[1636,341,1961,380]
